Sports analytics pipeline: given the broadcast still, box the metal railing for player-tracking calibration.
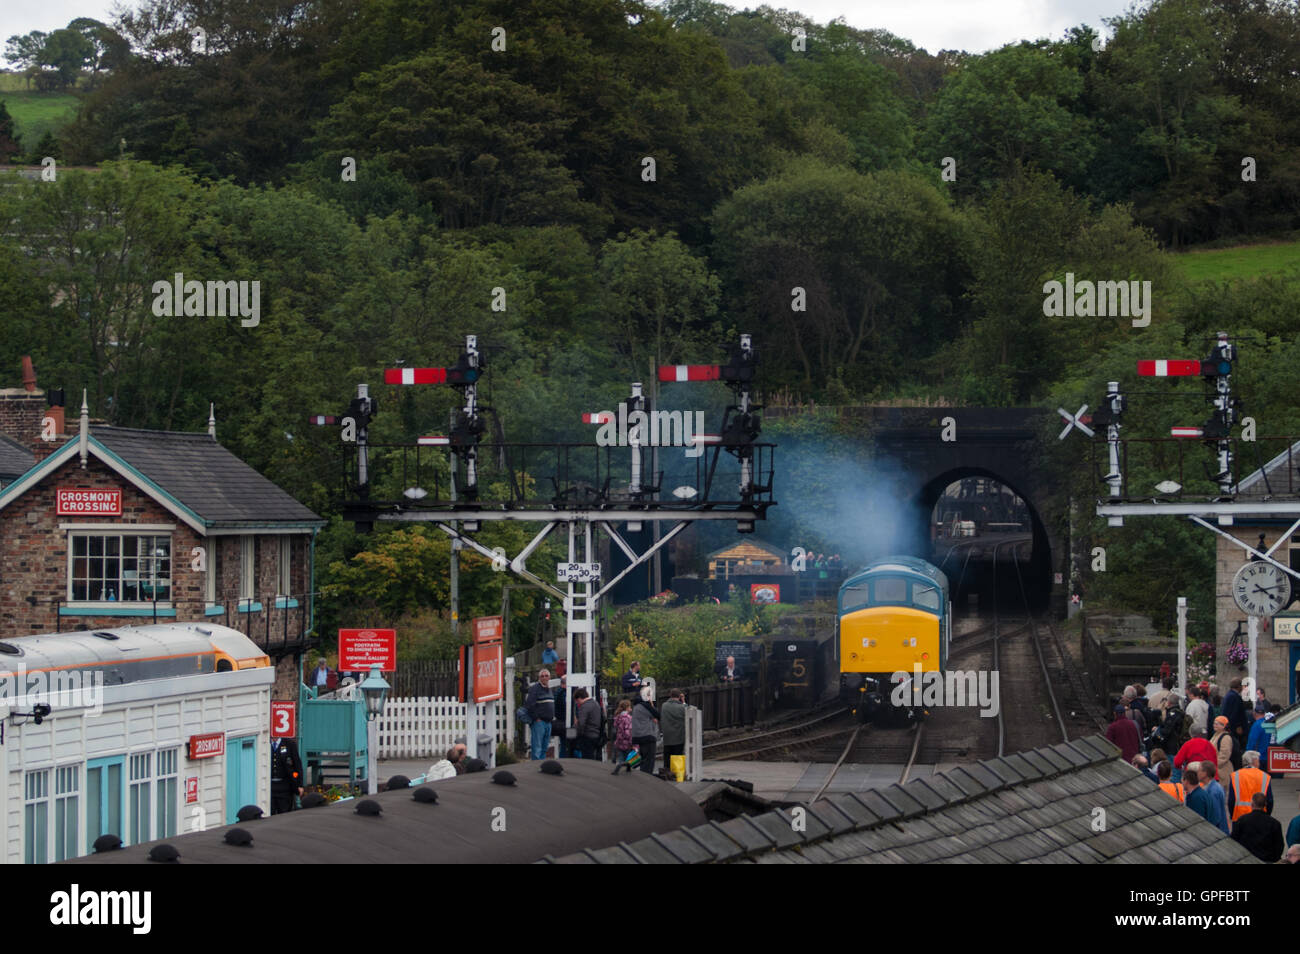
[47,592,319,657]
[1091,435,1300,501]
[336,440,777,512]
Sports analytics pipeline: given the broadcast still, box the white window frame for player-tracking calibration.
[23,769,49,865]
[205,538,219,606]
[24,765,79,863]
[278,536,291,598]
[240,535,255,601]
[128,752,152,846]
[65,530,173,607]
[156,747,179,839]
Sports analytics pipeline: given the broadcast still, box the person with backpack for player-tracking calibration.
[1209,716,1236,785]
[630,685,661,774]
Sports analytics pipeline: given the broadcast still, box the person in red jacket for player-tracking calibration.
[1106,704,1142,763]
[1173,735,1220,780]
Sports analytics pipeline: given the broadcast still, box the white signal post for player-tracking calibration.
[356,333,771,763]
[1177,596,1187,701]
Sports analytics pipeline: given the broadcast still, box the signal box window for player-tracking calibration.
[69,533,171,602]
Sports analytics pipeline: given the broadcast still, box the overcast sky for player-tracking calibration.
[2,0,1130,57]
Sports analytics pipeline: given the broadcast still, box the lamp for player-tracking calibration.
[359,665,390,720]
[359,664,390,796]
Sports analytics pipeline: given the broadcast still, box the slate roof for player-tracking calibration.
[541,735,1262,864]
[1237,438,1300,497]
[90,426,324,527]
[0,434,34,481]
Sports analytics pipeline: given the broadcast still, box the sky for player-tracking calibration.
[2,0,1131,56]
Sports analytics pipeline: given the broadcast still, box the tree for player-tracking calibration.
[67,18,130,83]
[0,101,21,162]
[1092,0,1250,246]
[923,42,1094,194]
[313,50,595,231]
[27,130,60,164]
[4,31,47,77]
[38,28,95,89]
[597,229,721,382]
[0,162,208,419]
[711,158,971,397]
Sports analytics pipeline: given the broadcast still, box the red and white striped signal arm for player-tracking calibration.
[308,415,337,425]
[1170,427,1204,438]
[384,367,448,385]
[1137,360,1200,377]
[581,412,613,424]
[658,365,720,383]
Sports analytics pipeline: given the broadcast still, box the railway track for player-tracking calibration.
[703,705,852,760]
[993,538,1068,755]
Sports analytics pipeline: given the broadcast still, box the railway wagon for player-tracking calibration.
[838,556,951,724]
[0,623,274,864]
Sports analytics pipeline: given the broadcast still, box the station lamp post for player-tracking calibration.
[359,665,390,795]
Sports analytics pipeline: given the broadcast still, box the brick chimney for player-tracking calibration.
[0,356,68,463]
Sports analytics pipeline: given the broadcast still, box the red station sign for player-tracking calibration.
[1268,746,1300,774]
[472,616,503,703]
[187,733,225,760]
[339,628,397,672]
[184,777,199,804]
[56,488,122,516]
[270,701,296,739]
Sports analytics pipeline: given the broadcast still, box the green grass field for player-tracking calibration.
[1171,238,1300,283]
[0,72,81,153]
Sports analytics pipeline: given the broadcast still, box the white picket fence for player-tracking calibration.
[376,696,509,759]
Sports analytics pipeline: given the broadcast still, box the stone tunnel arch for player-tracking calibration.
[901,467,1054,614]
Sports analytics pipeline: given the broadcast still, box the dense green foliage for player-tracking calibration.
[2,0,1299,641]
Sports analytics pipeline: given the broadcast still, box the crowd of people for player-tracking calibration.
[515,658,689,778]
[1106,674,1297,862]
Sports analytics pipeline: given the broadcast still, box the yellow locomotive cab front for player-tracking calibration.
[840,606,941,675]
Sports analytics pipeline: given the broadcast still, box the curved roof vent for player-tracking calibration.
[0,641,21,656]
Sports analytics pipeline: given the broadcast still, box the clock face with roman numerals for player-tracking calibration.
[1232,561,1292,617]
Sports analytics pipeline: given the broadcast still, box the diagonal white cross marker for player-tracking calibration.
[1058,405,1095,440]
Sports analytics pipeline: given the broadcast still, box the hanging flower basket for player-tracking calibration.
[1226,641,1250,667]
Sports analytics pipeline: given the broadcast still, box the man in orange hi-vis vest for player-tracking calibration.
[1228,750,1273,824]
[1156,760,1184,803]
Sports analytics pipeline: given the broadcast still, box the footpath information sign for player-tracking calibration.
[339,628,397,672]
